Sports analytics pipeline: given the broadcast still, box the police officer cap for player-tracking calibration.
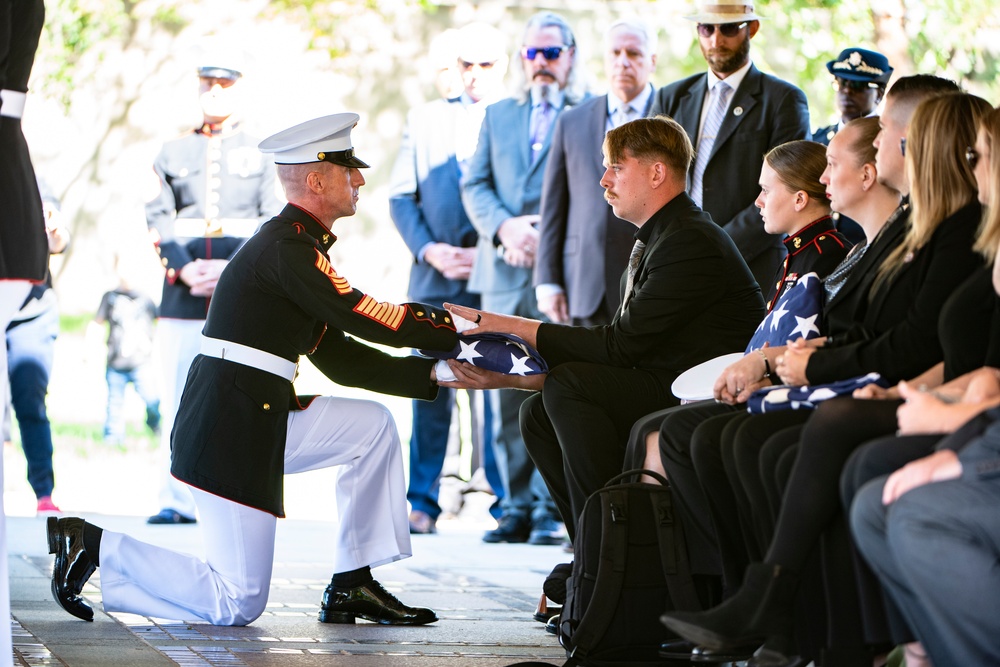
[258,113,371,168]
[827,48,893,85]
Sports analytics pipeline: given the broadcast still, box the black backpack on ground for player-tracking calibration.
[552,469,703,666]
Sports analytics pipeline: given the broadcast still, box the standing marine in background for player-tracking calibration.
[145,51,283,525]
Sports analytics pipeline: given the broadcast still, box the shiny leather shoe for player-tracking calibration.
[408,510,437,534]
[659,638,699,659]
[691,642,760,663]
[318,580,437,625]
[46,517,97,622]
[482,514,530,543]
[528,516,567,546]
[532,593,561,623]
[545,614,559,635]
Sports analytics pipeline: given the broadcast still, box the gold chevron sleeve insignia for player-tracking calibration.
[314,249,352,294]
[353,294,406,330]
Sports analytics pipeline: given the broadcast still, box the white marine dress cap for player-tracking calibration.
[258,113,370,168]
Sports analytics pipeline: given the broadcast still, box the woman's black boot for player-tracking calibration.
[660,563,798,652]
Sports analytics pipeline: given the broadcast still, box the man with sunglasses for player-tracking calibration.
[389,22,509,536]
[462,10,586,546]
[651,0,810,295]
[813,48,893,146]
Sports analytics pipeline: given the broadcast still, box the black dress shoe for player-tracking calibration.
[690,642,760,663]
[659,638,699,659]
[545,614,559,635]
[528,516,566,545]
[532,593,561,623]
[318,580,437,625]
[147,509,196,525]
[482,514,530,543]
[46,517,97,622]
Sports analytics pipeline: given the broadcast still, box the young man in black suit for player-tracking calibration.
[443,116,764,543]
[650,0,810,294]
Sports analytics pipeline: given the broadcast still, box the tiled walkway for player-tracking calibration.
[9,511,568,666]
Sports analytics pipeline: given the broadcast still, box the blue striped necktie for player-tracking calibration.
[690,81,732,208]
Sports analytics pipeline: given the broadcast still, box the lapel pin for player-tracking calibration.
[733,106,744,116]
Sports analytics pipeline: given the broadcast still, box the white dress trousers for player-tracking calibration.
[1,281,31,667]
[99,394,411,625]
[154,318,205,517]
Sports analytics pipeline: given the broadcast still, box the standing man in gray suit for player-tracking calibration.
[651,0,810,292]
[535,19,658,326]
[389,22,509,535]
[462,10,586,545]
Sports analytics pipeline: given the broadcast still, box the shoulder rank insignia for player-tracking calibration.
[354,295,406,330]
[314,249,352,295]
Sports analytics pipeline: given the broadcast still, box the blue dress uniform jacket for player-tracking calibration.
[170,204,459,517]
[811,123,838,146]
[0,0,48,283]
[146,123,283,319]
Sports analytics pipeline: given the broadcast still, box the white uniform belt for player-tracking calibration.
[174,218,259,238]
[1,90,27,119]
[200,336,297,381]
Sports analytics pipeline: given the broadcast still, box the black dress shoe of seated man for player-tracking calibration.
[47,517,97,622]
[690,642,760,663]
[318,580,437,625]
[659,638,699,659]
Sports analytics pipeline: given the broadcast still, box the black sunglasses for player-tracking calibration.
[966,146,980,169]
[522,46,567,61]
[696,22,748,38]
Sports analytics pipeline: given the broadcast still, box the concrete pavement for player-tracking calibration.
[8,504,568,666]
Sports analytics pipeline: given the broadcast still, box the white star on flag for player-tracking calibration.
[509,353,533,376]
[769,304,789,331]
[456,340,484,363]
[789,314,820,340]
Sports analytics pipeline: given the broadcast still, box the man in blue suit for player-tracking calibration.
[389,23,509,535]
[651,0,810,293]
[462,10,586,545]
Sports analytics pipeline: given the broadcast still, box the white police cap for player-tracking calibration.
[258,113,370,168]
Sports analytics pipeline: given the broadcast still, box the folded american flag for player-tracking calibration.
[744,272,824,353]
[747,372,888,414]
[422,333,549,379]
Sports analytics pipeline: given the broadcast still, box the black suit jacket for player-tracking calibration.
[808,200,983,384]
[651,64,810,292]
[535,193,765,379]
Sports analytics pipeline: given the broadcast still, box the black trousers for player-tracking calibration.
[519,362,677,542]
[650,400,740,579]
